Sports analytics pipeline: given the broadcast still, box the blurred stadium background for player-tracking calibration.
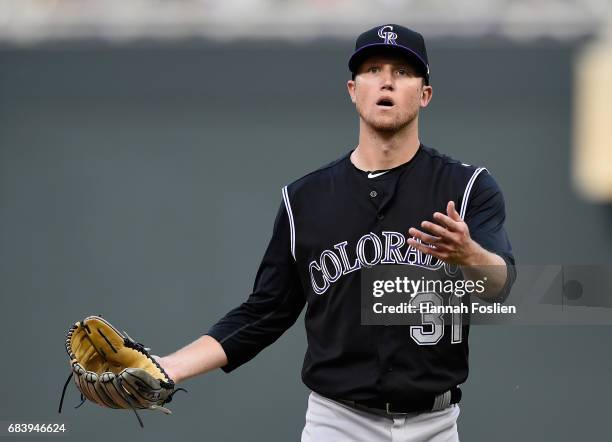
[0,0,610,41]
[1,1,611,441]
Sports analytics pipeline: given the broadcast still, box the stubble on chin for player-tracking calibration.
[361,107,418,133]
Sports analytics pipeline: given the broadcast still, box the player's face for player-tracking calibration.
[347,54,432,132]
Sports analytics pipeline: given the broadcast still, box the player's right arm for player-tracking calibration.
[157,198,305,383]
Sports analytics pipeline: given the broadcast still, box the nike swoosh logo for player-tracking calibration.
[367,171,389,178]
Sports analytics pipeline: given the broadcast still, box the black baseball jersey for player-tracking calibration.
[207,143,516,403]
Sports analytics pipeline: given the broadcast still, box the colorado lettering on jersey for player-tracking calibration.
[308,231,459,295]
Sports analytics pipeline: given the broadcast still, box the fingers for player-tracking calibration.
[432,211,460,232]
[424,202,462,232]
[447,200,462,222]
[406,237,446,260]
[419,220,453,238]
[408,227,441,245]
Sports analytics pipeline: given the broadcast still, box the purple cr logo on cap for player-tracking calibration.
[377,25,398,45]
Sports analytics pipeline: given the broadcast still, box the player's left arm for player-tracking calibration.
[407,172,516,302]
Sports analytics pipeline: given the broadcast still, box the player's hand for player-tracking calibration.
[407,201,483,266]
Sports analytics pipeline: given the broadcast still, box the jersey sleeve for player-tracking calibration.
[463,171,517,301]
[206,200,306,373]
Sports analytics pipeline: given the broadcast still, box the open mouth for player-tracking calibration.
[376,98,395,107]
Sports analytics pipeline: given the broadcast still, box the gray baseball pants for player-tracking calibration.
[301,391,460,442]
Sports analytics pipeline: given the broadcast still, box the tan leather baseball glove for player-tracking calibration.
[58,315,186,427]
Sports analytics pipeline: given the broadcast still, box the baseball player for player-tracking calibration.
[156,24,516,441]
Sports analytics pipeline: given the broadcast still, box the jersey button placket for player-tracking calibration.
[369,189,385,220]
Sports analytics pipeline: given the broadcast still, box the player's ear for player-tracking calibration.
[347,79,356,104]
[420,83,433,108]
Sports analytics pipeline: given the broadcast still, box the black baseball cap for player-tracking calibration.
[348,24,430,84]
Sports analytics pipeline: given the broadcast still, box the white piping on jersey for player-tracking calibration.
[459,167,488,219]
[215,187,296,347]
[282,186,296,260]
